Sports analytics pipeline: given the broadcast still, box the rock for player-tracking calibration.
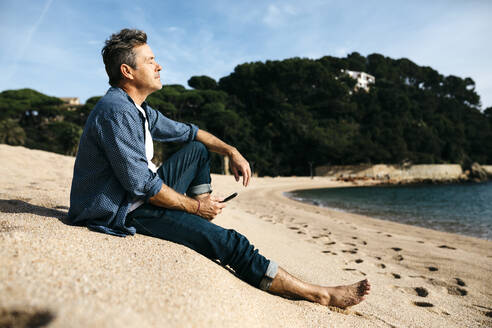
[470,163,488,182]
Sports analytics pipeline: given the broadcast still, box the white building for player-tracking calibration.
[59,97,81,111]
[341,70,375,92]
[60,97,80,105]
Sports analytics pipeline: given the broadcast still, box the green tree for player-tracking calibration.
[0,119,26,145]
[188,75,218,90]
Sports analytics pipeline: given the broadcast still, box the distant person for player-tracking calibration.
[68,28,370,308]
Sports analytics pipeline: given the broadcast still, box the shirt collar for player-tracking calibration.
[108,86,150,110]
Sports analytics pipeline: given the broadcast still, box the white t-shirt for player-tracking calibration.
[128,104,158,212]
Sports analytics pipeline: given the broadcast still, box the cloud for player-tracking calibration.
[4,0,53,84]
[263,4,298,28]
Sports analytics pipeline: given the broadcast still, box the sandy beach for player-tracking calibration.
[1,144,491,327]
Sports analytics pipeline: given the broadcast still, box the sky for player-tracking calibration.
[1,0,491,108]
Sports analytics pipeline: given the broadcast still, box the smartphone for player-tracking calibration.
[220,192,238,203]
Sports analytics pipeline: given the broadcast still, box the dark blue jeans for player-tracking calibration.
[126,141,276,289]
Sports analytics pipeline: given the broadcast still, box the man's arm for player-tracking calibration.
[148,183,224,221]
[149,129,249,221]
[195,129,251,187]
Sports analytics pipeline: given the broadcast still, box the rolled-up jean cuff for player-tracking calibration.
[188,183,212,196]
[258,260,278,291]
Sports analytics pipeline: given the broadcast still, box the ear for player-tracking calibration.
[120,64,134,80]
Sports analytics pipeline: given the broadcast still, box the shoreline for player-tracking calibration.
[1,144,491,327]
[316,163,492,185]
[282,182,492,241]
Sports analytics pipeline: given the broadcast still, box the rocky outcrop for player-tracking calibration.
[315,164,471,183]
[469,163,489,182]
[482,165,492,178]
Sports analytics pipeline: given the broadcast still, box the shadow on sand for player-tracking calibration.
[0,199,68,224]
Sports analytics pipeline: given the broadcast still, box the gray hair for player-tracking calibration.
[101,28,147,87]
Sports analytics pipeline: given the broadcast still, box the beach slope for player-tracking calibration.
[1,144,491,327]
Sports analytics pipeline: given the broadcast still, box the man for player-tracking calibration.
[68,28,370,308]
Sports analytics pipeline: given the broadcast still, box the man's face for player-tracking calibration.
[131,44,163,93]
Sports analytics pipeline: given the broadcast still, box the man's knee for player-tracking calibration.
[189,140,207,152]
[188,141,209,159]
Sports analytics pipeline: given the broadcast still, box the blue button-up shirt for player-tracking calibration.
[68,87,198,236]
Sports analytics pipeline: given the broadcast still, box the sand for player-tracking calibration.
[1,144,491,327]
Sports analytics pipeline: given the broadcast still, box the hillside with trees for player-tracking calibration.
[1,53,491,176]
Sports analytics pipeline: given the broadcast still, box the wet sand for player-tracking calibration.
[1,144,491,327]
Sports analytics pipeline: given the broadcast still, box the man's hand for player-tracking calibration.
[196,195,226,221]
[229,149,251,187]
[150,185,227,221]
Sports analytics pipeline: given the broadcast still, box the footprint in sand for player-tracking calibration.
[447,286,468,296]
[344,242,357,247]
[354,259,363,264]
[0,308,55,327]
[342,249,358,254]
[393,255,404,261]
[352,236,358,240]
[362,241,368,245]
[428,278,447,287]
[297,231,306,235]
[325,241,336,245]
[417,241,425,243]
[391,273,401,279]
[394,285,428,298]
[454,278,466,287]
[288,226,299,230]
[427,266,438,272]
[438,245,456,250]
[414,287,429,297]
[427,278,468,296]
[386,234,392,237]
[413,301,434,308]
[391,247,402,252]
[375,256,382,260]
[377,263,386,269]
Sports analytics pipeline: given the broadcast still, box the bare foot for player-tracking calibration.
[316,279,371,309]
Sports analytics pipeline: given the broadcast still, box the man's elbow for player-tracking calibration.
[126,178,162,202]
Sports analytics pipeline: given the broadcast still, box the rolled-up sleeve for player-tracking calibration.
[97,110,162,201]
[147,105,198,142]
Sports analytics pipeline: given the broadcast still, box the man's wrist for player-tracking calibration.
[194,199,200,215]
[226,146,238,158]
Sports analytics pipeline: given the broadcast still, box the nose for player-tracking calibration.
[156,63,162,71]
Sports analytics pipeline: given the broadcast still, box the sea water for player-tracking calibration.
[285,182,492,240]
